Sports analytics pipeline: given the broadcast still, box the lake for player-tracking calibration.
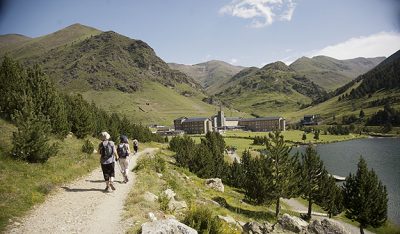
[293,137,400,225]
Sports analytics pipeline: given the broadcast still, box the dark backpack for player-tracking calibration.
[100,141,113,161]
[120,135,128,144]
[117,143,128,158]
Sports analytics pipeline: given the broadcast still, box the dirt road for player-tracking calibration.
[7,148,157,234]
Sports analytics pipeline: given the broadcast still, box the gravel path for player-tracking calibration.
[7,148,158,234]
[282,198,373,234]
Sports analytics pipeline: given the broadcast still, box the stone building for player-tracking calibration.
[238,117,286,132]
[174,117,213,134]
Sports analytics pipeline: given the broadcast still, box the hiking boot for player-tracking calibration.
[104,186,110,192]
[109,182,116,190]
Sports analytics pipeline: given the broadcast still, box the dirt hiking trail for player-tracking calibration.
[7,148,158,234]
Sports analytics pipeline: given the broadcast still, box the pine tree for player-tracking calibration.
[302,132,307,143]
[300,144,325,219]
[11,97,58,163]
[108,113,121,142]
[228,158,244,188]
[343,157,388,234]
[66,94,94,139]
[359,109,365,120]
[318,172,343,218]
[0,56,28,119]
[313,130,320,141]
[264,131,301,217]
[241,150,269,204]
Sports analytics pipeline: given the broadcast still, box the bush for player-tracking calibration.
[183,206,224,234]
[81,139,94,154]
[11,101,58,163]
[134,154,165,173]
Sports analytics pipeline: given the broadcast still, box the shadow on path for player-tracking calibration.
[61,186,105,193]
[212,196,275,220]
[85,180,104,183]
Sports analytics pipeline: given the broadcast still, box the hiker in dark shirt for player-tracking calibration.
[117,135,131,183]
[132,139,139,155]
[98,132,118,192]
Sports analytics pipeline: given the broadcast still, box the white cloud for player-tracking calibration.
[310,31,400,59]
[219,0,296,28]
[230,58,239,64]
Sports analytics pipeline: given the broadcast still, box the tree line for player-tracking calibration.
[169,131,388,234]
[0,56,162,163]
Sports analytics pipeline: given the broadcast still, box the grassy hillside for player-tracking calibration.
[289,55,385,91]
[0,119,100,232]
[19,30,199,93]
[0,34,31,51]
[169,60,244,95]
[215,62,326,117]
[0,24,101,60]
[286,83,400,124]
[80,81,249,126]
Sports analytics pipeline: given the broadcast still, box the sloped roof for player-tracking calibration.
[239,117,283,122]
[183,117,210,123]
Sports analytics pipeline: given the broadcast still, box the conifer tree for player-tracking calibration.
[108,113,121,142]
[318,172,343,218]
[228,158,244,188]
[0,56,27,119]
[11,97,58,163]
[302,132,307,143]
[241,150,269,204]
[66,94,94,139]
[300,144,325,219]
[359,109,365,120]
[313,130,320,141]
[343,157,388,234]
[264,131,301,217]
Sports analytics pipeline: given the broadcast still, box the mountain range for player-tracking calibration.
[168,60,244,95]
[1,23,397,125]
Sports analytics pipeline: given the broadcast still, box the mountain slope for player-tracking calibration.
[168,60,244,94]
[0,23,101,60]
[289,55,385,91]
[286,50,400,123]
[1,24,244,125]
[1,24,201,92]
[0,34,31,51]
[215,61,327,117]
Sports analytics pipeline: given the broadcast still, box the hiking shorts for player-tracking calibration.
[101,162,115,181]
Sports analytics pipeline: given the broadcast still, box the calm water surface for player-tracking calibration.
[293,137,400,224]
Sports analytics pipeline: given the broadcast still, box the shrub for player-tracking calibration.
[183,206,224,234]
[134,154,165,173]
[81,139,94,154]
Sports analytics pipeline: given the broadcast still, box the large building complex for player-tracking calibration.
[173,117,213,134]
[174,111,286,134]
[238,117,285,132]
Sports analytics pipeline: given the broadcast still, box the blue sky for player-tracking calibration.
[0,0,399,67]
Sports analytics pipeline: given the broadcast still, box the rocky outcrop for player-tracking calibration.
[144,191,158,202]
[276,213,308,233]
[218,215,243,231]
[205,178,224,192]
[168,200,188,212]
[141,218,197,234]
[307,219,350,234]
[242,221,274,234]
[163,189,176,200]
[162,188,187,212]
